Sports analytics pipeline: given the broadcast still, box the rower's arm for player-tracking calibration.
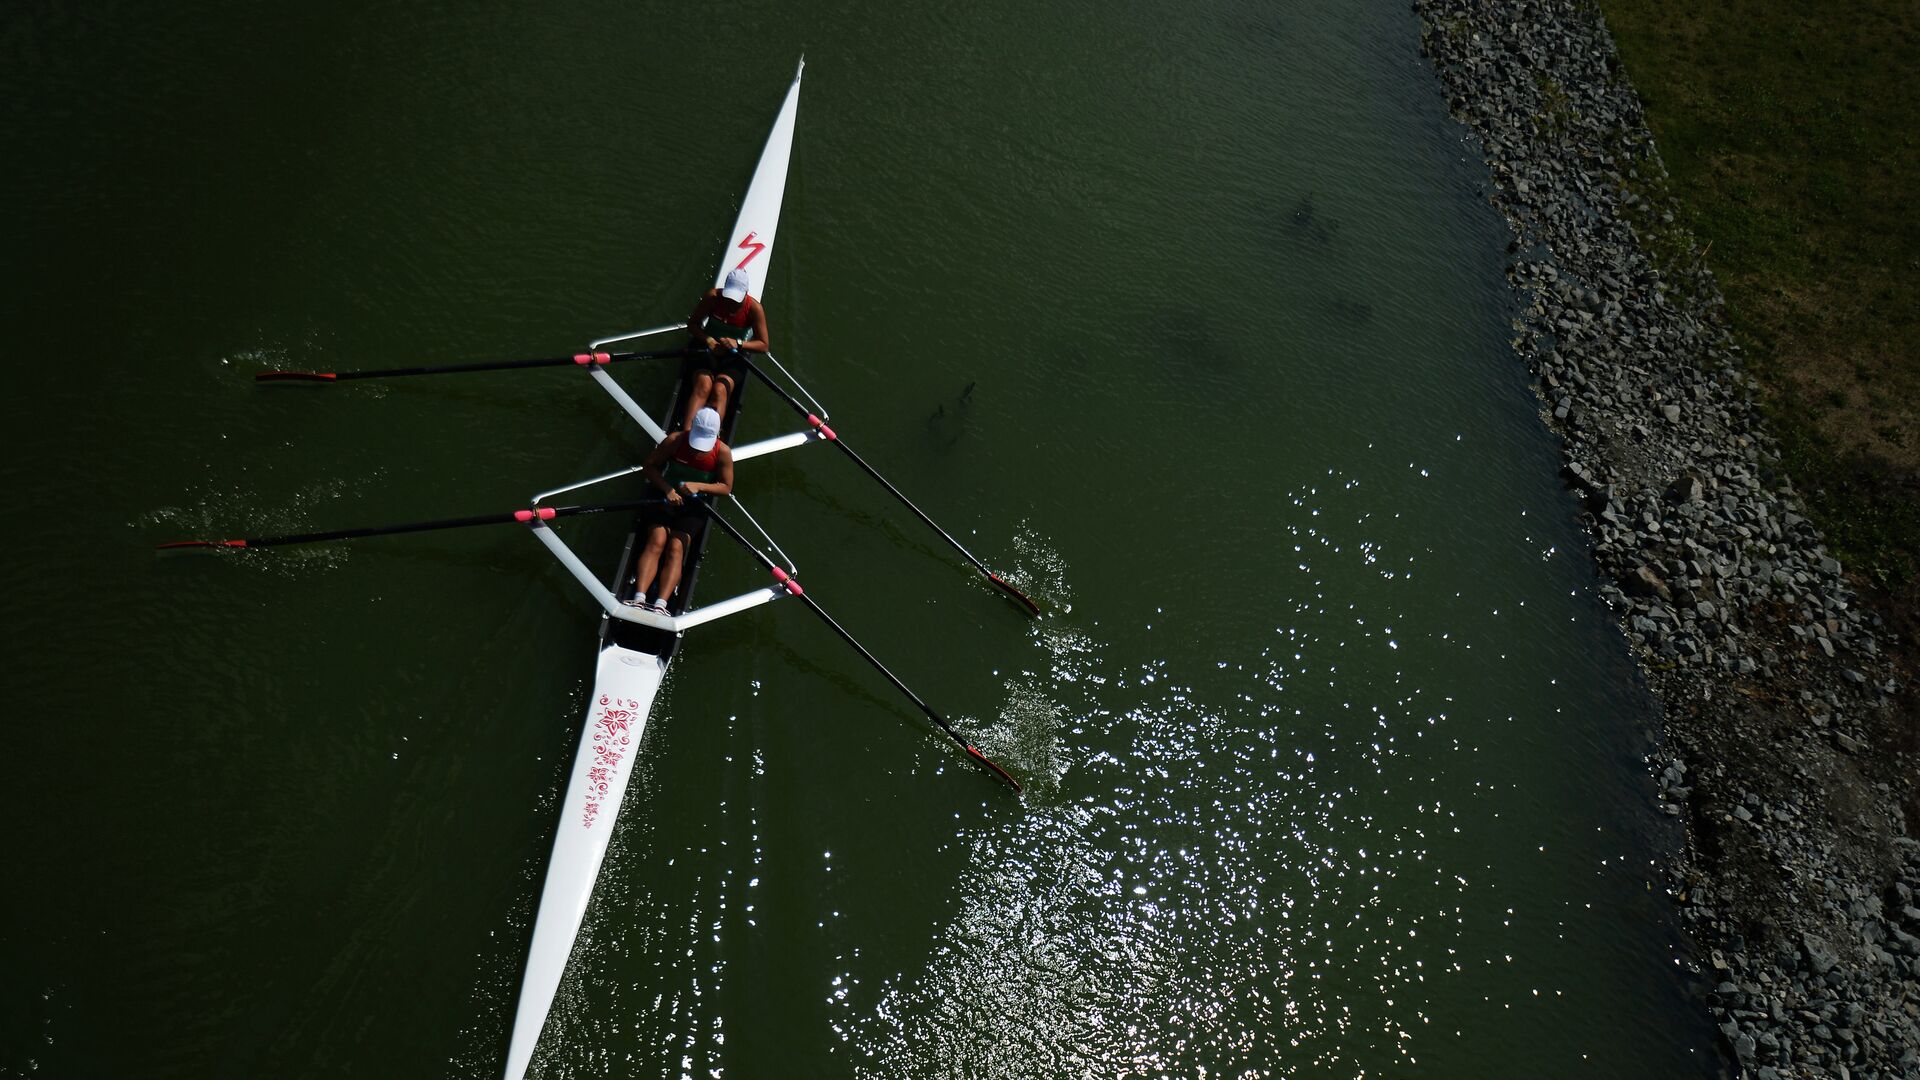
[739,300,770,353]
[638,437,678,496]
[686,292,716,343]
[684,446,734,497]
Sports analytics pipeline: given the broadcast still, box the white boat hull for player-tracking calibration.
[718,58,802,303]
[503,644,665,1080]
[501,58,804,1080]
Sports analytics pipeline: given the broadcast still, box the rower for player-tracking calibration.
[681,266,769,431]
[627,407,735,614]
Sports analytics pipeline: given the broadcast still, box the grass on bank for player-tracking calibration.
[1600,0,1920,589]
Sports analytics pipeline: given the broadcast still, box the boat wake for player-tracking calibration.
[142,475,369,574]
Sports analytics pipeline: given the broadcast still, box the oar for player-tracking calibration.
[703,504,1023,792]
[157,497,665,549]
[736,355,1041,617]
[254,347,685,383]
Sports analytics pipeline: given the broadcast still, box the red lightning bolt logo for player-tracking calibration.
[734,231,766,270]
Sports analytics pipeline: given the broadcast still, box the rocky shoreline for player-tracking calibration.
[1411,1,1920,1075]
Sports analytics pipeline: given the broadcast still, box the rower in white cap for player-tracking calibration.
[627,406,735,614]
[681,266,769,430]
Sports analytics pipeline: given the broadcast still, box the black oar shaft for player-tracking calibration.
[255,348,684,383]
[704,506,1021,792]
[738,357,1041,617]
[331,356,588,380]
[158,498,663,550]
[233,510,534,548]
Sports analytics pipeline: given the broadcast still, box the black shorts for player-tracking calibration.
[640,501,706,536]
[680,348,748,393]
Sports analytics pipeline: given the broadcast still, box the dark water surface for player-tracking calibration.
[3,0,1718,1076]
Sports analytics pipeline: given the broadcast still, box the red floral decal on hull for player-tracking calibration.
[581,695,638,829]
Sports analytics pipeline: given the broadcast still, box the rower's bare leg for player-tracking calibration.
[682,371,714,430]
[633,525,669,601]
[708,376,734,422]
[655,533,690,606]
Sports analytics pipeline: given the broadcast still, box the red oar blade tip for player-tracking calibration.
[988,574,1042,617]
[966,745,1023,792]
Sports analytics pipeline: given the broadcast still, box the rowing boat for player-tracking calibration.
[160,54,1030,1079]
[499,61,804,1080]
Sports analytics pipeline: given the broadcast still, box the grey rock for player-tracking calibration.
[1802,932,1840,975]
[1666,473,1705,504]
[1622,565,1673,602]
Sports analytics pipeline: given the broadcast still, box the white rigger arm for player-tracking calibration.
[732,429,827,461]
[586,367,669,445]
[525,519,790,630]
[531,464,647,505]
[589,322,684,351]
[579,322,694,445]
[673,585,791,629]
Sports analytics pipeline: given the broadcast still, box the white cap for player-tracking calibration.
[720,268,750,302]
[688,407,721,452]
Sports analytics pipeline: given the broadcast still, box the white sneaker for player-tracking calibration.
[649,598,670,615]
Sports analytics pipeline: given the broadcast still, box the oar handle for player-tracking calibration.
[734,354,1041,617]
[255,347,686,383]
[703,505,1021,792]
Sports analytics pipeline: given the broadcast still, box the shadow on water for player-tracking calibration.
[923,380,976,453]
[1283,190,1342,246]
[1327,296,1375,326]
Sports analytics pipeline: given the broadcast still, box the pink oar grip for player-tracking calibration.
[513,508,558,522]
[806,414,837,441]
[770,567,804,596]
[572,352,612,365]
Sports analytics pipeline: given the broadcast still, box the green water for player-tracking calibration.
[3,1,1718,1076]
